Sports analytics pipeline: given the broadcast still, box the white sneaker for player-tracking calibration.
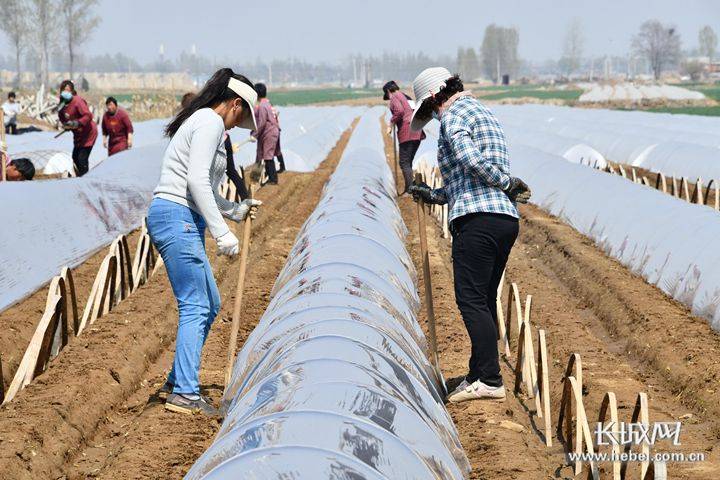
[447,379,470,396]
[447,379,506,403]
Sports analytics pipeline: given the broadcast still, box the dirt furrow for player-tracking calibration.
[62,124,356,480]
[384,120,719,478]
[0,124,355,480]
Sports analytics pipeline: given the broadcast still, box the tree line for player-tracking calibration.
[0,0,99,87]
[0,4,717,88]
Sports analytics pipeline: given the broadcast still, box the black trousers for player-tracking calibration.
[5,123,17,135]
[277,154,286,173]
[451,212,519,387]
[72,145,93,177]
[398,140,421,193]
[264,159,278,184]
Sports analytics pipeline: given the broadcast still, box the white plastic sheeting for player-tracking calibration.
[0,142,166,312]
[12,149,75,175]
[578,83,706,103]
[0,107,362,313]
[231,106,363,172]
[4,118,169,175]
[494,104,720,181]
[510,144,720,331]
[502,126,607,168]
[186,108,471,479]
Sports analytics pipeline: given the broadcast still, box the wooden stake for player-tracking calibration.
[597,392,621,480]
[0,354,4,404]
[537,329,552,446]
[621,392,650,479]
[414,172,441,381]
[682,178,691,202]
[695,178,704,205]
[224,185,256,391]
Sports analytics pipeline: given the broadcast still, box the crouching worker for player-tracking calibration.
[2,157,35,181]
[147,68,262,416]
[408,68,531,404]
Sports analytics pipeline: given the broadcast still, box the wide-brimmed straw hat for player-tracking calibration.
[410,67,452,131]
[228,77,258,130]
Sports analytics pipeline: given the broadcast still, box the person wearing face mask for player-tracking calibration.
[101,97,134,156]
[57,80,98,176]
[147,68,262,416]
[408,68,531,404]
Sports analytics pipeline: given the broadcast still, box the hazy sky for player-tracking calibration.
[5,0,720,63]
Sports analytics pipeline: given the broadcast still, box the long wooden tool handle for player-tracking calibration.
[393,124,399,194]
[224,185,255,391]
[414,173,441,381]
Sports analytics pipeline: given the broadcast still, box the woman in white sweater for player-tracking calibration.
[147,68,262,415]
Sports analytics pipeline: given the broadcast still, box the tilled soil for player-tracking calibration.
[0,123,356,480]
[3,115,720,480]
[383,123,720,479]
[0,228,143,389]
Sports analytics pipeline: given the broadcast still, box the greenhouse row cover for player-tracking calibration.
[186,108,471,479]
[6,118,169,175]
[0,142,166,313]
[493,104,720,182]
[511,144,720,331]
[0,107,359,313]
[232,106,363,172]
[410,129,720,330]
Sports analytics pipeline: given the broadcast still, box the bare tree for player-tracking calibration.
[0,0,29,87]
[481,24,519,84]
[29,0,59,87]
[457,47,481,81]
[60,0,100,79]
[632,20,681,80]
[698,25,718,63]
[560,18,584,76]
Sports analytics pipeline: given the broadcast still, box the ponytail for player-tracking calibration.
[165,68,255,137]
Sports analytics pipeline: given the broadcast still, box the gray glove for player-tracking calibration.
[232,198,262,222]
[64,120,80,129]
[408,181,445,205]
[506,177,531,204]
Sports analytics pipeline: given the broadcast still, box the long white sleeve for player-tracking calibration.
[154,108,243,239]
[186,120,230,238]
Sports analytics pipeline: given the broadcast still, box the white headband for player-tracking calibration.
[228,77,257,107]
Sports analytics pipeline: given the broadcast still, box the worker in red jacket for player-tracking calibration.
[102,97,134,156]
[251,83,280,185]
[58,80,98,176]
[384,80,426,193]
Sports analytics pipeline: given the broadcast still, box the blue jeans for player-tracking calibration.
[147,198,221,395]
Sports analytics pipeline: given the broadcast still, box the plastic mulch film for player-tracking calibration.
[0,142,167,312]
[187,107,471,479]
[511,144,720,331]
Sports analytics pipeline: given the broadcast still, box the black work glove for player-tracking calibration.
[505,177,531,204]
[64,120,80,129]
[408,181,444,205]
